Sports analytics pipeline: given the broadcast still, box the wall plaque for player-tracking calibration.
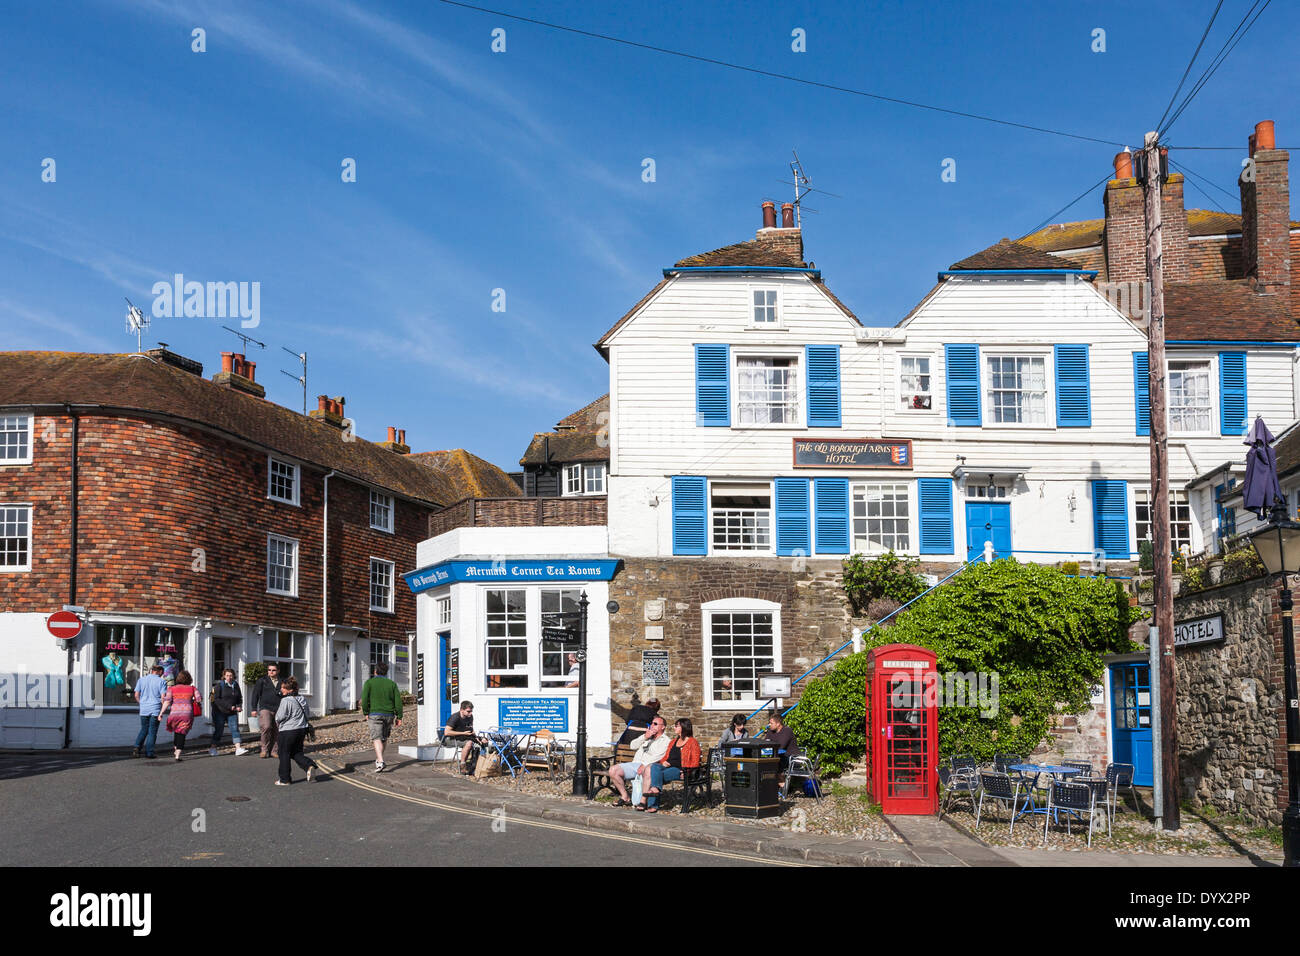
[642,650,670,686]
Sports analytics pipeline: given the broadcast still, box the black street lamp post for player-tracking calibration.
[1246,498,1300,868]
[573,591,590,797]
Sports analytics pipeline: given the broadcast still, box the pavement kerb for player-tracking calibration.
[314,751,945,867]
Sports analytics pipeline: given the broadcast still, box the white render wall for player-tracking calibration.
[606,271,1298,560]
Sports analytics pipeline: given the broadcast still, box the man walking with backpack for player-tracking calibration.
[360,661,403,773]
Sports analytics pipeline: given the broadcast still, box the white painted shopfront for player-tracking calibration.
[401,526,616,757]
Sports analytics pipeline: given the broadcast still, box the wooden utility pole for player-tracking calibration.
[1142,130,1179,831]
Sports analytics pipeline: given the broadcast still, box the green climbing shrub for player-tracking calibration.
[788,561,1142,774]
[842,551,927,616]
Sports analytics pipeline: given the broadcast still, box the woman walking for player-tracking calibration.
[209,668,249,756]
[273,677,319,786]
[160,670,201,761]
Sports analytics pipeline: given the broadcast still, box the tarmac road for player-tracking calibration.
[0,750,783,867]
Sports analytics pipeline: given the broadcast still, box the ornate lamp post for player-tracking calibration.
[1246,498,1300,867]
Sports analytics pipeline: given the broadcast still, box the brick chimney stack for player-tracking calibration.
[754,200,805,264]
[1102,148,1189,283]
[1104,151,1146,283]
[308,394,347,428]
[212,351,266,398]
[378,425,410,454]
[1241,120,1291,294]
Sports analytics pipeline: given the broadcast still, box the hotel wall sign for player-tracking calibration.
[793,438,912,469]
[1174,613,1225,649]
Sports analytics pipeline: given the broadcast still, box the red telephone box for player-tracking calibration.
[865,644,939,815]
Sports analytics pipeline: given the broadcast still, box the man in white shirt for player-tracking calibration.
[609,716,671,806]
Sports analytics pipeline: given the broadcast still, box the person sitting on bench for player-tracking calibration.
[609,716,671,806]
[638,717,700,812]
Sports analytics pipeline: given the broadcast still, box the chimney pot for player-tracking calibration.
[244,360,256,382]
[1112,150,1133,179]
[1255,120,1276,151]
[761,201,776,229]
[398,429,406,446]
[387,426,397,443]
[317,395,329,411]
[221,352,234,374]
[781,202,795,228]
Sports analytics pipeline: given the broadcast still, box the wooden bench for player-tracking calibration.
[588,745,715,813]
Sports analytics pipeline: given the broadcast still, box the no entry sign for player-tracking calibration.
[47,611,84,640]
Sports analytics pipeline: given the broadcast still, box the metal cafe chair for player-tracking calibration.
[975,771,1022,836]
[1106,762,1138,829]
[950,754,979,780]
[939,765,979,817]
[783,752,824,800]
[483,727,526,779]
[1043,780,1102,847]
[1062,760,1094,775]
[1076,776,1110,837]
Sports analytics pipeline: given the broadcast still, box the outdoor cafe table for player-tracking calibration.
[1010,764,1083,820]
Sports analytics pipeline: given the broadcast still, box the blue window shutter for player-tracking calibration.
[695,344,730,426]
[813,478,850,554]
[1133,352,1150,436]
[1054,344,1091,427]
[917,478,954,555]
[806,345,841,427]
[944,344,981,426]
[1092,479,1130,561]
[671,476,707,555]
[774,478,811,556]
[1219,352,1247,435]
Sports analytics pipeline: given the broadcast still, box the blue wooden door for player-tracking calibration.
[1110,662,1153,786]
[438,632,452,730]
[965,502,1011,559]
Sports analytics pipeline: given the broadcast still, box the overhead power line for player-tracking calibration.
[1169,159,1230,213]
[1168,156,1239,207]
[434,0,1129,148]
[1020,172,1114,239]
[1155,0,1224,133]
[1161,0,1273,137]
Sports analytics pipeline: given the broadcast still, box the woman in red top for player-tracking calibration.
[161,670,201,762]
[638,718,701,812]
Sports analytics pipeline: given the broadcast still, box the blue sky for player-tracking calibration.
[2,0,1297,469]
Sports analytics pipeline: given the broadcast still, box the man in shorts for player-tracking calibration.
[609,715,671,806]
[360,661,403,772]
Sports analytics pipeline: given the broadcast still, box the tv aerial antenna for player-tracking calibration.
[221,324,266,354]
[124,298,149,353]
[779,149,841,228]
[280,345,308,415]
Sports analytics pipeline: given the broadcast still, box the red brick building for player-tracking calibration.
[0,348,516,747]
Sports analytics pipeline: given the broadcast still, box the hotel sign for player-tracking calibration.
[793,438,912,469]
[1174,614,1225,649]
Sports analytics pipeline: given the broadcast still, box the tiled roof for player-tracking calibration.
[674,229,806,268]
[520,395,609,466]
[1164,280,1299,341]
[949,238,1082,271]
[0,351,459,505]
[1020,209,1300,253]
[407,449,522,499]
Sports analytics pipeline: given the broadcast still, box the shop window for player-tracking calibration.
[703,599,780,707]
[94,623,187,707]
[485,589,528,688]
[0,414,32,463]
[264,631,311,694]
[369,640,393,672]
[540,589,582,687]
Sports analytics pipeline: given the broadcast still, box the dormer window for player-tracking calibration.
[752,289,779,325]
